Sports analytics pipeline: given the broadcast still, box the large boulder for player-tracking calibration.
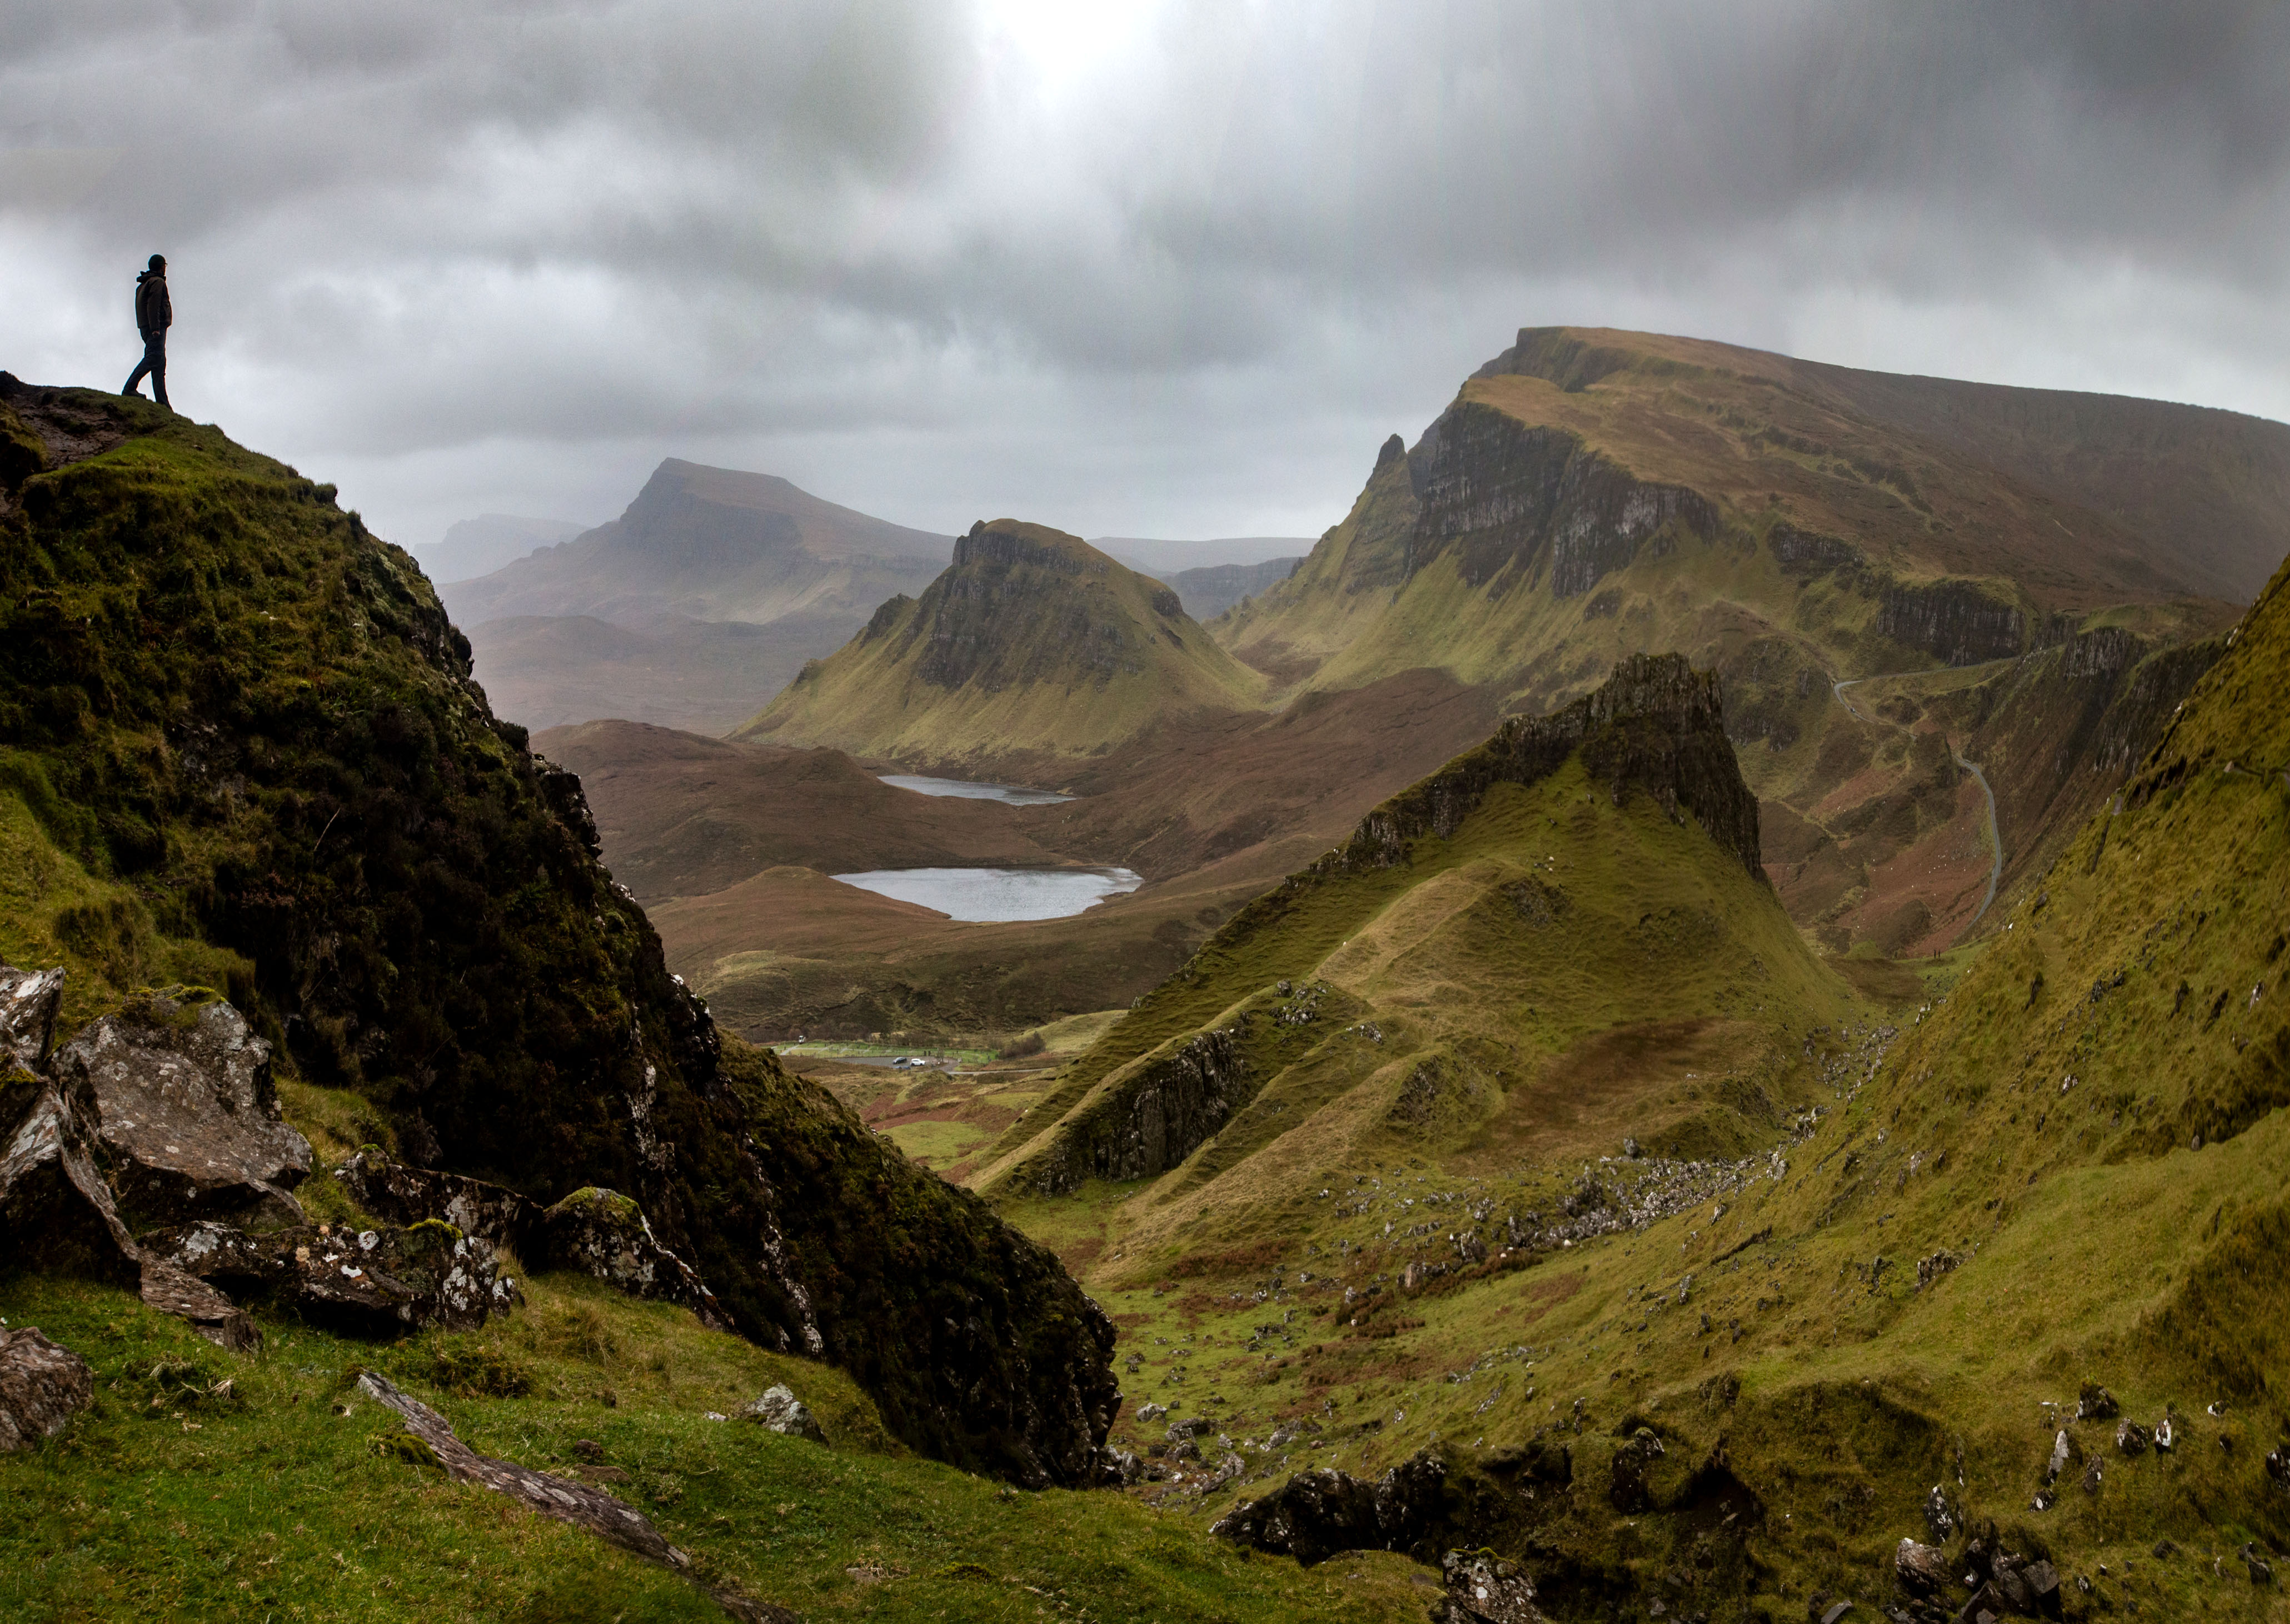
[48,993,311,1230]
[144,1217,520,1335]
[335,1146,533,1248]
[0,1326,93,1451]
[1214,1446,1532,1567]
[534,1186,727,1328]
[335,1150,729,1327]
[0,1080,142,1285]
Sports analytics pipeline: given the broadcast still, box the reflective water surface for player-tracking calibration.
[877,774,1073,806]
[830,866,1142,921]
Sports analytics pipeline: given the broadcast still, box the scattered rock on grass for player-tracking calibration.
[1893,1538,1952,1597]
[2117,1418,2152,1455]
[0,1326,93,1451]
[1439,1548,1541,1622]
[2076,1383,2119,1421]
[742,1383,825,1443]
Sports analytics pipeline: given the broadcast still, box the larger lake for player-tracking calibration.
[831,866,1142,922]
[878,774,1072,806]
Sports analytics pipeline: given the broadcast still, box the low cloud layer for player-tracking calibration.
[6,2,2287,558]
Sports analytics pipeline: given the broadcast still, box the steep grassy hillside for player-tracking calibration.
[1216,328,2256,955]
[975,654,1865,1213]
[975,558,2290,1621]
[737,519,1269,776]
[0,1268,1434,1623]
[0,378,1112,1486]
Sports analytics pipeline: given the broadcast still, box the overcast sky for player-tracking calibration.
[5,2,2288,563]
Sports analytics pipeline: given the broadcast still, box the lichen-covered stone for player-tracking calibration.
[48,993,311,1230]
[742,1383,825,1443]
[0,1080,142,1285]
[334,1146,535,1250]
[1,965,64,1073]
[0,1326,93,1451]
[144,1217,519,1335]
[536,1186,726,1328]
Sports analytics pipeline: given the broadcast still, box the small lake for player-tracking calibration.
[831,866,1142,922]
[878,774,1072,806]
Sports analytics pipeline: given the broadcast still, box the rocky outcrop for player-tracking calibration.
[143,1217,520,1336]
[536,1186,727,1327]
[1211,1445,1543,1566]
[138,1257,262,1352]
[335,1146,533,1250]
[335,1149,725,1325]
[0,1326,93,1451]
[1405,403,1718,598]
[1875,577,2027,665]
[48,993,311,1230]
[0,1072,142,1285]
[1440,1550,1546,1623]
[1330,653,1760,878]
[1027,1028,1248,1195]
[1766,521,1864,578]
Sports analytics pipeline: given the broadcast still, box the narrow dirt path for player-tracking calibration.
[1832,669,2004,929]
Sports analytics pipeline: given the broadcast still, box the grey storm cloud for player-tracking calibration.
[3,1,2288,551]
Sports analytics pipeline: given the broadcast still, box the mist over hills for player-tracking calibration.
[413,512,589,583]
[438,458,955,733]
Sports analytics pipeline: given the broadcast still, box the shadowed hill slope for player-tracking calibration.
[0,378,1114,1486]
[736,518,1269,777]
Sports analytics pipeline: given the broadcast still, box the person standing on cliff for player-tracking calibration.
[122,254,171,408]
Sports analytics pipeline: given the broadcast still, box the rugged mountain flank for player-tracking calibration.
[440,459,954,733]
[0,379,1114,1485]
[737,518,1269,777]
[976,653,1856,1213]
[1214,328,2258,952]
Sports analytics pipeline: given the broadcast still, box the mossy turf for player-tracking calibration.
[0,391,1119,1486]
[0,1271,1430,1624]
[967,558,2290,1618]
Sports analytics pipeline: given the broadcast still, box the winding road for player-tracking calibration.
[1831,673,2004,930]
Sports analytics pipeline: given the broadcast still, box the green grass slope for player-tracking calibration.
[0,1269,1434,1623]
[0,380,1112,1486]
[976,557,2290,1621]
[976,654,1865,1215]
[738,519,1268,776]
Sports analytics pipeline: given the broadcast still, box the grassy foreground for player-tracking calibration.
[0,1270,1430,1623]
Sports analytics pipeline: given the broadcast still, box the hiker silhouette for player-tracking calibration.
[122,254,171,407]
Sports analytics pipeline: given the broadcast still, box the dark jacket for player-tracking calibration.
[135,271,171,338]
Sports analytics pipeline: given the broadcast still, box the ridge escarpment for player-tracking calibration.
[977,651,1805,1202]
[0,379,1115,1485]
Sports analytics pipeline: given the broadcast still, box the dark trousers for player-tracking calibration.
[124,332,168,407]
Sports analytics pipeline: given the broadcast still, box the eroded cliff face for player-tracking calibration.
[1875,577,2029,666]
[0,382,1117,1487]
[1028,1028,1248,1196]
[1404,403,1718,598]
[1334,652,1759,878]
